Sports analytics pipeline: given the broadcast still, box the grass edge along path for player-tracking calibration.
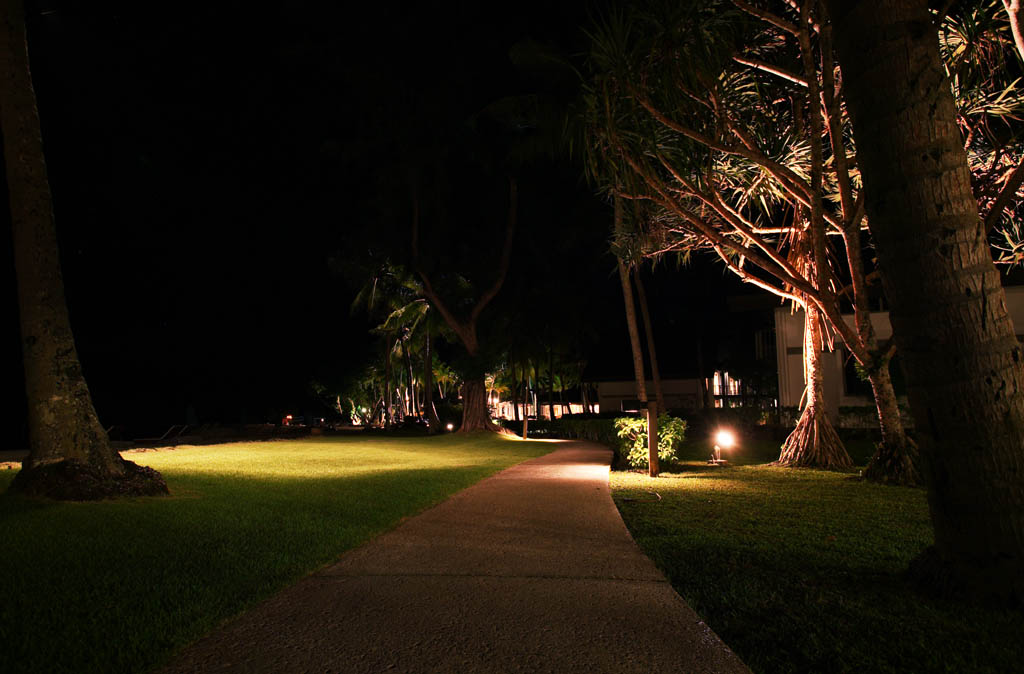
[0,433,551,674]
[610,438,1024,674]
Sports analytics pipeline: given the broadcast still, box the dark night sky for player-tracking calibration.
[3,1,754,445]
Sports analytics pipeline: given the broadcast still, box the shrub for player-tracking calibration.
[614,414,687,468]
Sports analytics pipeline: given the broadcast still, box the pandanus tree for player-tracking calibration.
[824,0,1024,602]
[2,0,166,498]
[938,2,1024,264]
[582,1,920,478]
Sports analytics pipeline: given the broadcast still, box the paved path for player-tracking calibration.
[160,441,750,673]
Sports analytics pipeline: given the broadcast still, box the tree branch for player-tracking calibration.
[411,183,475,353]
[1003,0,1024,65]
[984,155,1024,233]
[733,55,808,87]
[731,0,800,36]
[469,177,518,328]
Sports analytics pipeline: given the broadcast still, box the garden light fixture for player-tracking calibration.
[710,429,736,465]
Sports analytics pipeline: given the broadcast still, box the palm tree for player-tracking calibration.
[825,0,1024,603]
[613,195,660,475]
[2,0,166,499]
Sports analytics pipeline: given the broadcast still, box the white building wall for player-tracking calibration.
[596,379,701,413]
[774,286,1024,417]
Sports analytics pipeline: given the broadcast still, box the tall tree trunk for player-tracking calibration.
[646,402,660,477]
[400,336,418,419]
[521,370,530,438]
[558,385,570,416]
[618,258,648,409]
[547,346,556,420]
[510,358,520,423]
[827,0,1024,602]
[3,0,166,499]
[633,266,665,412]
[696,334,712,410]
[777,304,852,470]
[614,195,657,475]
[383,340,393,428]
[423,331,440,433]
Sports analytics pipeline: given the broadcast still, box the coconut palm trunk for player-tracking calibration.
[614,195,658,476]
[547,346,556,420]
[2,0,166,499]
[826,0,1024,602]
[633,266,665,412]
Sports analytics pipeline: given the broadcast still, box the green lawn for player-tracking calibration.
[612,436,1024,674]
[0,433,550,674]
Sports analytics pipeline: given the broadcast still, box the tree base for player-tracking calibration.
[457,419,516,435]
[9,458,169,500]
[776,405,852,470]
[458,377,515,434]
[863,438,920,486]
[908,546,1023,607]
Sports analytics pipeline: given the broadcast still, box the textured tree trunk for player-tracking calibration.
[777,304,852,470]
[634,267,665,412]
[827,0,1024,602]
[3,0,166,499]
[459,377,503,432]
[863,366,920,485]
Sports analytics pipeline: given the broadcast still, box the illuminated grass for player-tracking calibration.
[611,443,1024,674]
[0,434,549,674]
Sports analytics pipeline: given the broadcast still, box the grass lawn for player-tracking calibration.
[0,433,550,674]
[611,435,1024,673]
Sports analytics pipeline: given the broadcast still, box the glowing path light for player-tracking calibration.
[710,429,736,465]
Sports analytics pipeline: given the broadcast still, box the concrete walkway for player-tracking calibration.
[160,441,750,673]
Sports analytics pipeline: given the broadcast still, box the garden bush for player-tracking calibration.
[614,414,687,468]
